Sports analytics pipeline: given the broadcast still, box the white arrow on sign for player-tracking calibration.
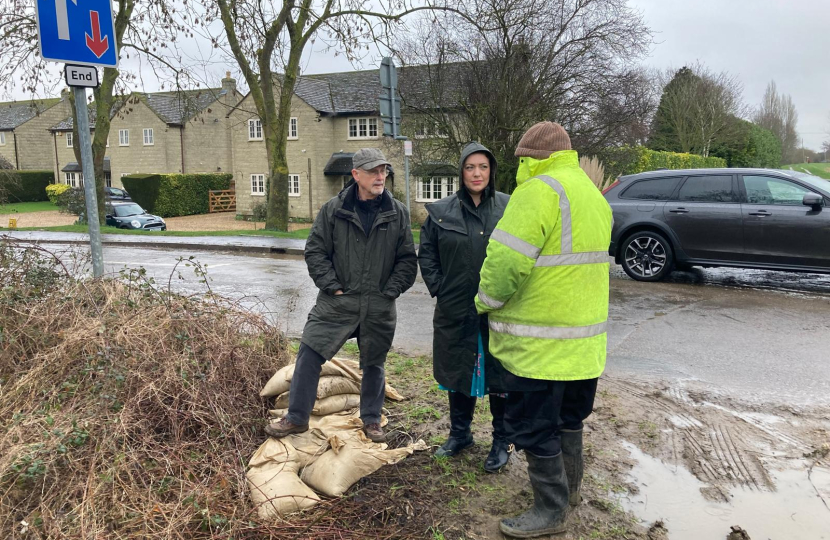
[56,0,78,41]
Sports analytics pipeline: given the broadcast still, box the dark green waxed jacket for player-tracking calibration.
[418,143,510,395]
[301,184,417,368]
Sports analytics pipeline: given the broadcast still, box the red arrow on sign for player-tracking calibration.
[85,11,109,58]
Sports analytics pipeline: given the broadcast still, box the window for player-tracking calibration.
[248,118,263,140]
[64,172,83,187]
[119,129,129,146]
[66,132,73,147]
[348,117,379,139]
[288,174,300,196]
[0,132,6,145]
[105,172,112,188]
[413,119,449,139]
[288,117,298,140]
[143,128,154,146]
[676,175,735,203]
[106,137,109,148]
[744,175,816,206]
[417,176,457,201]
[251,174,265,195]
[621,177,681,200]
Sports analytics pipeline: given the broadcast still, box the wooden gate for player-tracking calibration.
[209,189,236,212]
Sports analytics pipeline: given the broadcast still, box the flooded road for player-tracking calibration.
[38,242,830,406]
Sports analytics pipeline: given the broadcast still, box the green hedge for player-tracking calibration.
[121,173,233,217]
[0,170,54,203]
[598,146,727,180]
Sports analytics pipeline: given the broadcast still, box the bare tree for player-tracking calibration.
[754,81,799,164]
[0,0,202,224]
[183,0,457,230]
[649,64,747,157]
[392,0,654,192]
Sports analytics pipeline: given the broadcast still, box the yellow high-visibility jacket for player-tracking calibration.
[475,150,613,380]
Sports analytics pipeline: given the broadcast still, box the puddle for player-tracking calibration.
[617,441,830,540]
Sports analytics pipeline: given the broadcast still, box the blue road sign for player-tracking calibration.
[35,0,118,68]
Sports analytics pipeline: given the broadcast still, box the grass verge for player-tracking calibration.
[2,224,422,243]
[785,163,830,179]
[0,201,58,214]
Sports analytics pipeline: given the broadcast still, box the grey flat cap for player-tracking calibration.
[352,147,391,171]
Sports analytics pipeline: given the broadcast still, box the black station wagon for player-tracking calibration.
[602,168,830,281]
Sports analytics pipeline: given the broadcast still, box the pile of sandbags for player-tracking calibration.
[260,357,404,418]
[248,357,422,519]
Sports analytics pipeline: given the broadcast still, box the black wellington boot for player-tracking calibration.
[560,428,584,506]
[484,394,512,473]
[499,452,570,538]
[435,392,476,457]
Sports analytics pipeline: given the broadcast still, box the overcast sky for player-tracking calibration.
[15,0,830,150]
[632,0,830,150]
[285,0,830,150]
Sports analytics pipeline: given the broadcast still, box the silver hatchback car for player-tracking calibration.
[602,168,830,281]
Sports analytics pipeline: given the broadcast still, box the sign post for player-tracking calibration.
[35,0,118,278]
[379,57,411,216]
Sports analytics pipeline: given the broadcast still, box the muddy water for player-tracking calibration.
[618,442,830,540]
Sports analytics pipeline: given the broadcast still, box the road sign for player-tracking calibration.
[35,0,118,67]
[379,57,401,138]
[65,64,99,88]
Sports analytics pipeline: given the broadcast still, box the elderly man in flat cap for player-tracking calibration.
[265,148,417,443]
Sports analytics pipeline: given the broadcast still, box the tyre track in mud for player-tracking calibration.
[600,377,791,494]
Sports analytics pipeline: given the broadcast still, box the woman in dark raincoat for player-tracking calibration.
[417,142,511,473]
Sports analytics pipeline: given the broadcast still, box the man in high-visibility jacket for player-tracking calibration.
[475,121,613,538]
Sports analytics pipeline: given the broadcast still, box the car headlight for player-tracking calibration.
[130,220,141,228]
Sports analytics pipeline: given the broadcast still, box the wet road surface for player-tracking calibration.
[46,244,830,408]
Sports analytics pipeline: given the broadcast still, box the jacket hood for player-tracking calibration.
[516,149,579,186]
[459,142,497,198]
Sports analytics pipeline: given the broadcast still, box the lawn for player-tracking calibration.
[6,223,422,243]
[785,162,830,180]
[0,201,58,214]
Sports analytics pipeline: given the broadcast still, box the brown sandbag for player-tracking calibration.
[313,393,361,415]
[273,376,361,408]
[253,428,330,469]
[301,434,425,497]
[247,463,320,518]
[261,362,354,397]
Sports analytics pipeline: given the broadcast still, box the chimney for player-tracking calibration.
[221,71,236,95]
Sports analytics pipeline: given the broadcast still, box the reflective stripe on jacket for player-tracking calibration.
[474,150,613,380]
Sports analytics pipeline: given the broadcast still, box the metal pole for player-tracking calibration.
[404,152,410,217]
[73,86,104,277]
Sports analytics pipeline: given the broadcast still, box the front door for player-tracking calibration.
[663,174,744,261]
[740,174,830,268]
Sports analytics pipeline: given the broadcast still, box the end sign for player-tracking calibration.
[34,0,118,68]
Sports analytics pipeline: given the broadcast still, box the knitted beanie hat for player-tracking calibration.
[514,121,571,159]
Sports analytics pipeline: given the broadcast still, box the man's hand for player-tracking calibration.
[334,290,344,295]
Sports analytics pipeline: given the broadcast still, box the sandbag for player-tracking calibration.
[313,394,361,415]
[273,376,361,408]
[301,436,420,497]
[261,362,354,397]
[253,428,330,470]
[247,463,320,518]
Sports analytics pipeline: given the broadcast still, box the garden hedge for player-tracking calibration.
[598,147,726,180]
[0,170,54,203]
[121,173,233,217]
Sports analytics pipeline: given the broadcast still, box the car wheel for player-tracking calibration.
[620,231,674,282]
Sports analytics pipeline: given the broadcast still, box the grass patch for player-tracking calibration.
[785,163,830,180]
[2,223,422,243]
[3,223,312,238]
[0,201,58,214]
